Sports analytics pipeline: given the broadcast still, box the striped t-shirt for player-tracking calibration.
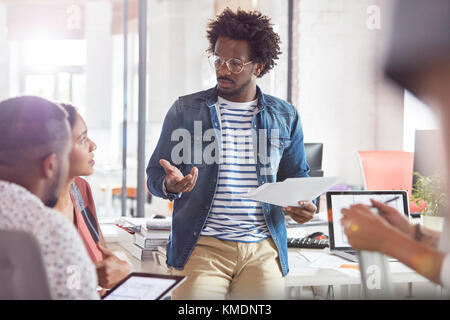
[201,97,270,242]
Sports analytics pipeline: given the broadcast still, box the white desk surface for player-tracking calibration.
[286,248,430,287]
[284,216,431,288]
[101,214,434,293]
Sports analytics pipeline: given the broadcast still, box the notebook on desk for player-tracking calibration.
[326,190,409,262]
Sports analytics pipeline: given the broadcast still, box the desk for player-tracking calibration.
[285,216,440,299]
[102,219,443,300]
[285,248,436,299]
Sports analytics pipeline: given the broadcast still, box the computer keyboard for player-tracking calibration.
[287,237,329,249]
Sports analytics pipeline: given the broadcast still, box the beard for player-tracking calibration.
[217,78,252,99]
[42,167,62,208]
[43,192,59,208]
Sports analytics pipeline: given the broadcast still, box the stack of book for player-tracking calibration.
[115,217,171,261]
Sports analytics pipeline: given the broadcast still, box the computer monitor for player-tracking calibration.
[413,130,444,185]
[305,143,324,211]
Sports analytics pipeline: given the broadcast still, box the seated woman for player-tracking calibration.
[55,103,130,292]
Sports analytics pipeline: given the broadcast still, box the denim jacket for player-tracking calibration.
[146,85,310,276]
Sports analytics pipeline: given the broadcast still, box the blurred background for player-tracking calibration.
[0,0,440,220]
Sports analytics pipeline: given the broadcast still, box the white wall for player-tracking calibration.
[403,90,439,152]
[0,3,8,101]
[295,0,404,186]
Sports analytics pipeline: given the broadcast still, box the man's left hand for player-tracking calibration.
[284,200,317,224]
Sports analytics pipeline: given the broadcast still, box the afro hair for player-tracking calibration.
[206,8,282,77]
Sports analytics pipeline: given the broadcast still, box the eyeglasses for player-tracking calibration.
[208,54,253,74]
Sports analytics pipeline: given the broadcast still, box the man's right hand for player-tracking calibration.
[160,159,198,194]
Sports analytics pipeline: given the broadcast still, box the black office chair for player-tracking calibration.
[0,230,51,299]
[305,143,324,211]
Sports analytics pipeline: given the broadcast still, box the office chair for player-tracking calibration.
[305,143,324,211]
[305,143,324,177]
[356,150,414,192]
[355,150,425,213]
[0,230,51,299]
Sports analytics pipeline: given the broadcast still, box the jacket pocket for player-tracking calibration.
[258,133,291,176]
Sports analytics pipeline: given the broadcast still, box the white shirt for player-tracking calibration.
[201,97,270,242]
[0,180,99,300]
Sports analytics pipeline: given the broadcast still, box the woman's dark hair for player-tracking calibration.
[206,8,282,78]
[60,103,78,129]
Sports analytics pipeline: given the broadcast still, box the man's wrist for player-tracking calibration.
[162,177,169,196]
[162,177,181,200]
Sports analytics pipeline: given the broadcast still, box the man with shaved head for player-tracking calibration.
[0,96,99,299]
[0,96,71,207]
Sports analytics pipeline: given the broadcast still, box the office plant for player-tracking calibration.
[411,171,448,231]
[411,171,448,217]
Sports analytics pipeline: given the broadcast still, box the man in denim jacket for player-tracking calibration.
[147,9,316,300]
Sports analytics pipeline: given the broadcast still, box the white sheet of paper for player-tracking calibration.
[240,177,340,207]
[308,253,357,269]
[296,251,325,264]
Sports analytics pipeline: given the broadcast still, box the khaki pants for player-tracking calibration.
[170,236,285,300]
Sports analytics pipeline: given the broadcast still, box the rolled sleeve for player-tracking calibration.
[161,177,182,201]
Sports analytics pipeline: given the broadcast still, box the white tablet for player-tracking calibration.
[102,272,186,300]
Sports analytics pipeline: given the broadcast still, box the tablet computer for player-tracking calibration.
[326,190,409,262]
[102,272,186,300]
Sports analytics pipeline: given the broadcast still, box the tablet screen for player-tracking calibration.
[327,191,408,249]
[102,273,185,300]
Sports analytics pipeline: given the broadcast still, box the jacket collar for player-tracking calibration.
[204,85,275,110]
